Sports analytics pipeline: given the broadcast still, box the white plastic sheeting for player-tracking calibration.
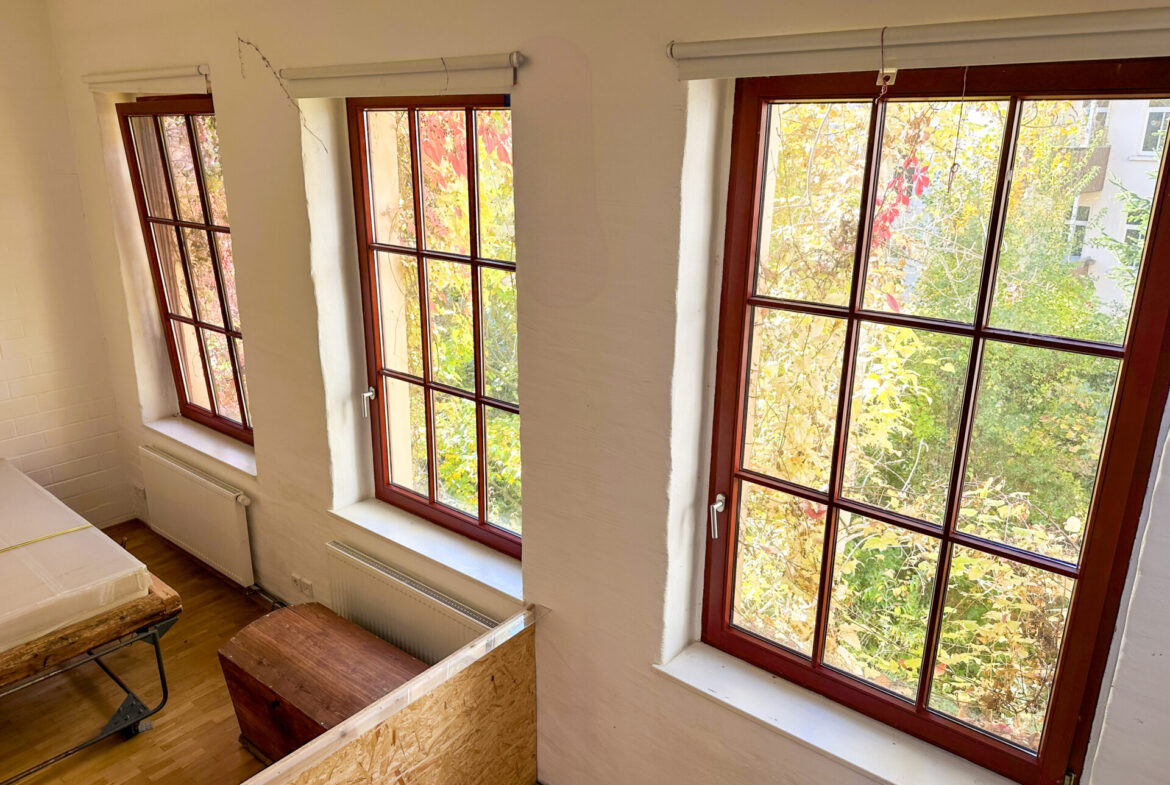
[0,459,148,653]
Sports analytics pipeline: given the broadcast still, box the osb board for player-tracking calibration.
[0,573,181,686]
[269,623,535,785]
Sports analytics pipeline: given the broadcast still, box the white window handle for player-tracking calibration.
[709,493,726,539]
[361,386,376,418]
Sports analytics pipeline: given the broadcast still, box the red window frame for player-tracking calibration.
[117,96,252,444]
[347,95,520,558]
[703,58,1170,785]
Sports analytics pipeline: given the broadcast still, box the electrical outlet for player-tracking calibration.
[291,574,314,598]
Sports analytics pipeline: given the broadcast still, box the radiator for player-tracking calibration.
[325,541,496,664]
[139,445,254,586]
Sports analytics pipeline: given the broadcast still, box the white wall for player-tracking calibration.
[0,0,129,525]
[22,0,1170,783]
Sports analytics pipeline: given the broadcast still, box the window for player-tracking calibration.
[1143,98,1170,153]
[1068,204,1091,259]
[117,96,251,443]
[347,96,521,557]
[704,60,1170,785]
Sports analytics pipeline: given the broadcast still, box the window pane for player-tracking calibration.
[214,233,240,332]
[481,267,518,403]
[476,109,515,262]
[130,116,172,219]
[376,252,423,376]
[824,513,941,699]
[960,342,1119,563]
[992,99,1165,344]
[486,406,521,534]
[182,228,224,327]
[929,547,1074,751]
[233,338,250,419]
[433,391,478,515]
[383,377,428,496]
[754,102,870,306]
[731,482,825,656]
[843,323,970,524]
[193,115,229,226]
[419,110,470,255]
[172,321,210,411]
[367,110,416,248]
[864,101,1008,322]
[426,259,474,391]
[160,115,205,224]
[152,224,191,318]
[741,308,845,491]
[1143,100,1170,153]
[202,330,241,423]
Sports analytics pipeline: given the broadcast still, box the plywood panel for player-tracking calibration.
[244,611,536,785]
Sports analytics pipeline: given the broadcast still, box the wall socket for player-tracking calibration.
[291,574,314,598]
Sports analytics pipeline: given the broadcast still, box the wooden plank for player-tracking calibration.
[218,603,428,761]
[0,573,182,687]
[243,609,536,785]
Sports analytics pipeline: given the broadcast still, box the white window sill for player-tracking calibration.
[654,643,1015,785]
[329,498,522,605]
[1128,153,1160,161]
[144,417,257,477]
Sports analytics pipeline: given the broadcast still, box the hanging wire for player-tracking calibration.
[875,26,891,105]
[947,66,970,191]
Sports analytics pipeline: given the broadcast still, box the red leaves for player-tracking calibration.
[885,293,902,314]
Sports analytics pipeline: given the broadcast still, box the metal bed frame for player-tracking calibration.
[0,614,180,785]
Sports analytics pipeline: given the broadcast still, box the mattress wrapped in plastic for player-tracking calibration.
[0,459,149,653]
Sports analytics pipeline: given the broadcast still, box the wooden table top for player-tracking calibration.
[218,603,428,729]
[0,573,182,688]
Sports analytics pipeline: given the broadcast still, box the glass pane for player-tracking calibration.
[427,259,474,391]
[214,233,240,332]
[741,308,846,491]
[383,377,428,496]
[376,252,423,376]
[172,321,210,411]
[755,102,870,306]
[992,99,1166,344]
[419,110,470,255]
[130,116,172,219]
[202,330,241,423]
[824,513,941,699]
[731,482,825,656]
[433,391,478,515]
[160,115,205,224]
[481,267,518,403]
[367,110,417,248]
[929,546,1074,751]
[486,406,521,533]
[476,109,515,262]
[151,224,191,318]
[864,100,1008,322]
[1143,100,1170,153]
[233,338,250,420]
[843,323,970,524]
[182,228,224,327]
[960,342,1119,563]
[193,115,228,226]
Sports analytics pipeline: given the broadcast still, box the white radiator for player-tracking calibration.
[325,541,496,664]
[139,445,254,586]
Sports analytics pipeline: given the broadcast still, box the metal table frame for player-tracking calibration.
[0,614,179,785]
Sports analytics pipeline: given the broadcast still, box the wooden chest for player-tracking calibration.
[218,602,428,763]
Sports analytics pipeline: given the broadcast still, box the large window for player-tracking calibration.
[118,96,250,443]
[347,96,521,557]
[704,60,1170,785]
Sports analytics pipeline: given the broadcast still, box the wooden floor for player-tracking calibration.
[0,521,272,785]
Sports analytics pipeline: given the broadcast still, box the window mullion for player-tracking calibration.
[914,96,1023,711]
[152,114,212,410]
[812,100,886,667]
[406,110,438,504]
[466,108,489,526]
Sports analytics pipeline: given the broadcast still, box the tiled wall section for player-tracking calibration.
[0,4,130,526]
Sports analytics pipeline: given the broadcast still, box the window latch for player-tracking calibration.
[709,493,726,539]
[361,386,376,418]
